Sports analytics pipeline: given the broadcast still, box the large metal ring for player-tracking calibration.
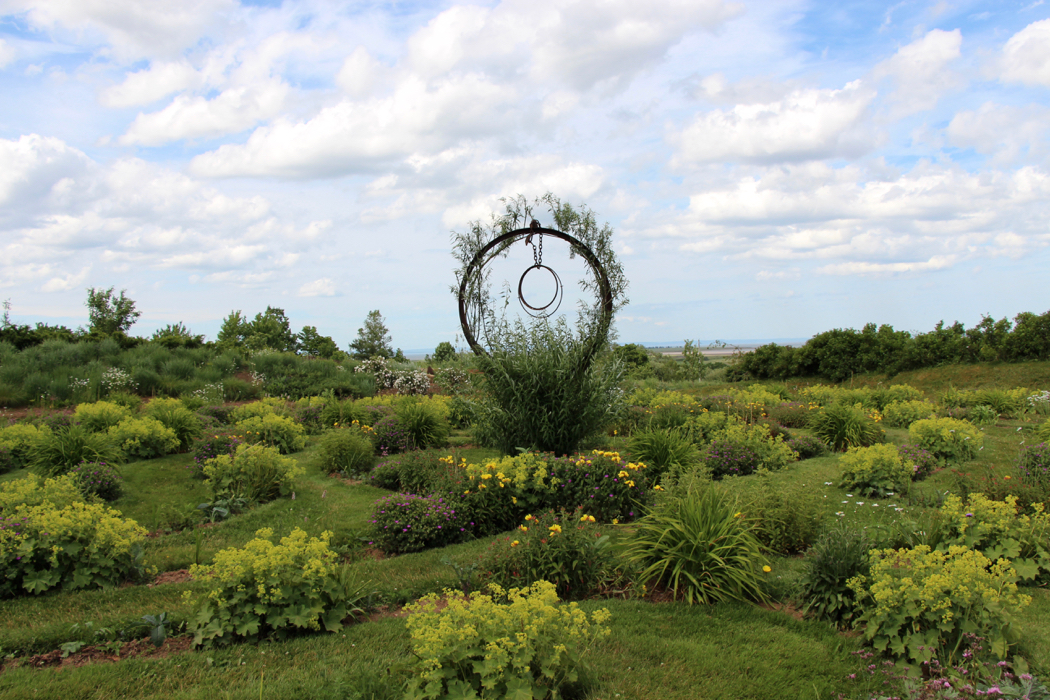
[517,264,563,318]
[458,225,613,363]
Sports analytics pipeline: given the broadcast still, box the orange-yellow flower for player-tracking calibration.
[511,540,520,547]
[548,524,562,534]
[763,565,772,573]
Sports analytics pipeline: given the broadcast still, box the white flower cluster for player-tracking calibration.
[355,357,431,395]
[100,367,137,394]
[193,382,226,403]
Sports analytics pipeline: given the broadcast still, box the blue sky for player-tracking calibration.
[1,0,1048,351]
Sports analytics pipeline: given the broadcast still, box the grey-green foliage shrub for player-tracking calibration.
[623,486,769,604]
[882,400,936,428]
[470,320,625,456]
[316,427,375,475]
[73,401,132,433]
[627,427,700,481]
[28,425,122,477]
[808,403,883,451]
[747,484,824,555]
[142,397,202,450]
[107,417,180,460]
[394,400,450,449]
[798,521,872,626]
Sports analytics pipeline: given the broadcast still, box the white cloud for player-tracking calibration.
[0,38,15,68]
[336,47,390,98]
[190,75,518,178]
[0,134,96,224]
[817,256,955,276]
[298,278,336,297]
[872,29,963,116]
[119,81,290,145]
[41,266,90,292]
[101,61,202,108]
[948,102,1050,164]
[1000,19,1050,86]
[1,0,236,60]
[672,81,877,164]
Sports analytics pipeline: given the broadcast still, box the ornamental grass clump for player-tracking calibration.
[393,400,450,450]
[908,417,983,465]
[808,403,883,452]
[28,424,122,477]
[316,426,375,476]
[188,527,365,646]
[0,500,148,598]
[202,443,304,504]
[849,545,1031,663]
[623,486,769,605]
[403,580,611,700]
[627,427,700,480]
[838,444,913,498]
[481,509,614,600]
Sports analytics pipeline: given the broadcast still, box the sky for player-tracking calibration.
[1,0,1049,352]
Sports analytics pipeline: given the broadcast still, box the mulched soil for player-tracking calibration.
[150,569,193,586]
[23,635,195,671]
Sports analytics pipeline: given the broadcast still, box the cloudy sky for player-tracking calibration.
[1,0,1049,351]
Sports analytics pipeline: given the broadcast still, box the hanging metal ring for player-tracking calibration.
[457,224,613,363]
[517,264,563,318]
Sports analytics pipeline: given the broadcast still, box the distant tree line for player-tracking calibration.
[728,310,1050,382]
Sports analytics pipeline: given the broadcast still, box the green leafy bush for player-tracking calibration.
[316,427,375,475]
[785,435,828,460]
[797,521,872,626]
[766,401,816,428]
[0,423,48,472]
[372,416,414,455]
[235,413,307,454]
[107,417,180,460]
[28,424,122,477]
[623,486,769,604]
[202,443,304,503]
[700,422,797,479]
[1034,419,1050,444]
[0,500,148,598]
[188,528,364,646]
[67,461,123,501]
[882,400,936,428]
[970,404,999,426]
[940,493,1050,583]
[808,403,884,451]
[838,444,913,498]
[403,580,610,700]
[393,400,450,450]
[142,397,202,450]
[627,427,700,480]
[481,509,614,600]
[746,485,824,555]
[908,417,983,464]
[898,444,938,480]
[849,545,1031,663]
[73,401,132,433]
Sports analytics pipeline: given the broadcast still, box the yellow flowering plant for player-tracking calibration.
[234,413,307,454]
[107,416,180,460]
[1,500,149,598]
[403,580,611,700]
[848,545,1031,663]
[0,423,48,472]
[908,417,983,465]
[480,510,614,600]
[940,493,1050,582]
[187,527,365,646]
[838,443,914,498]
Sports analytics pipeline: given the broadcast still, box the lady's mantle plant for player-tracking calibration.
[403,580,611,700]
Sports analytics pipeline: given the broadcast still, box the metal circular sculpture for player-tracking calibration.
[458,219,614,363]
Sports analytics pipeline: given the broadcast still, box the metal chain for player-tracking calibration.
[531,234,543,266]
